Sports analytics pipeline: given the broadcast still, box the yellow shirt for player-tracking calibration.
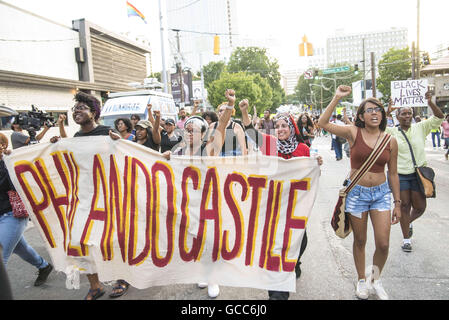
[386,116,444,174]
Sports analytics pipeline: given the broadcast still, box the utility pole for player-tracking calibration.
[158,0,168,93]
[362,38,367,99]
[320,85,323,113]
[370,52,376,98]
[173,29,185,104]
[411,41,416,79]
[416,0,421,79]
[199,53,206,106]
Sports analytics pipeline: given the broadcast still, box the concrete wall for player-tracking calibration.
[0,1,80,81]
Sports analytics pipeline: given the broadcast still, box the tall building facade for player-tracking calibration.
[307,47,327,70]
[165,0,238,73]
[326,28,408,69]
[281,69,305,96]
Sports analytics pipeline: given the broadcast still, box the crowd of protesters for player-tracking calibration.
[0,85,447,301]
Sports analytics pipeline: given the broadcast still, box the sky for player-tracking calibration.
[3,0,449,72]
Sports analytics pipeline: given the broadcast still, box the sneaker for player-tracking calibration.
[34,263,53,286]
[356,279,369,300]
[401,242,412,252]
[197,282,208,289]
[371,279,389,300]
[207,284,220,298]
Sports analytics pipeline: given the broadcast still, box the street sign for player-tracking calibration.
[304,70,313,79]
[323,66,350,74]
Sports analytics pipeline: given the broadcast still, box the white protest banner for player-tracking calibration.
[4,137,320,292]
[391,79,429,107]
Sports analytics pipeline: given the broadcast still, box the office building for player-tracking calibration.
[166,0,239,72]
[327,28,408,69]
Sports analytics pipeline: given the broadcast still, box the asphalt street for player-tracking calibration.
[4,135,449,300]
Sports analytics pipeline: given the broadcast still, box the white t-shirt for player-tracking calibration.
[331,119,345,139]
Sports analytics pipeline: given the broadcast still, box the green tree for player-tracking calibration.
[207,72,272,118]
[294,65,362,112]
[202,60,227,89]
[377,47,412,102]
[148,72,161,82]
[227,47,284,110]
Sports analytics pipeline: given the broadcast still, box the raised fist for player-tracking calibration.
[225,89,236,106]
[57,114,67,125]
[238,99,249,112]
[335,85,351,99]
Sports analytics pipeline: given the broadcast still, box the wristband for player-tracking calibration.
[226,104,234,110]
[393,200,401,204]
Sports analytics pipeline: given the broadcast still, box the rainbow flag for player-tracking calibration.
[127,1,147,24]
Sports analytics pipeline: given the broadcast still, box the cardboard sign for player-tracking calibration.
[391,79,428,107]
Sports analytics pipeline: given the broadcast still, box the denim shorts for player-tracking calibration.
[399,173,421,192]
[345,181,391,218]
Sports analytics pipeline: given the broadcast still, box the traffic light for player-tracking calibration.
[299,35,313,56]
[213,35,220,55]
[422,52,430,65]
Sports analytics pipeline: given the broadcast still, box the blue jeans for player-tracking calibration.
[0,212,48,269]
[332,138,343,159]
[431,132,440,147]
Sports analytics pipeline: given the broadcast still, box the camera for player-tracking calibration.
[13,105,55,144]
[14,105,55,131]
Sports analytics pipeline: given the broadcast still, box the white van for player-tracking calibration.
[99,90,178,128]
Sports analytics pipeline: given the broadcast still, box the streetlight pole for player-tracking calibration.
[310,83,329,113]
[158,0,168,93]
[317,76,337,93]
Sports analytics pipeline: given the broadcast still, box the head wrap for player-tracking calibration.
[276,114,300,155]
[184,116,208,133]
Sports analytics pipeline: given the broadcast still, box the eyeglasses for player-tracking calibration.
[71,104,90,112]
[365,107,382,114]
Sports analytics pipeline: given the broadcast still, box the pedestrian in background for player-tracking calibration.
[130,114,140,136]
[201,110,218,126]
[331,114,345,160]
[441,114,449,160]
[319,85,401,300]
[114,118,135,141]
[386,92,444,253]
[176,108,188,130]
[297,113,315,147]
[0,133,53,288]
[10,121,50,149]
[430,128,441,149]
[134,108,161,151]
[259,110,275,135]
[160,118,182,153]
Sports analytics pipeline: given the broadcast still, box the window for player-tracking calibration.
[0,116,14,131]
[47,111,69,126]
